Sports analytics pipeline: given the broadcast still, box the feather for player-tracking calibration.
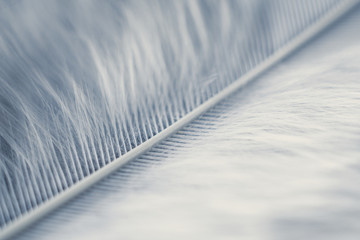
[0,0,359,238]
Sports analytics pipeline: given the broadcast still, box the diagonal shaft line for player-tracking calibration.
[0,1,358,239]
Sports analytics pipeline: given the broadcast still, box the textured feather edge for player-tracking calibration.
[0,1,358,239]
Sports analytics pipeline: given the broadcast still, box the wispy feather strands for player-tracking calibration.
[14,11,360,238]
[0,0,353,228]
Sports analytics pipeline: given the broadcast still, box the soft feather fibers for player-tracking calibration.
[19,8,360,240]
[0,0,270,224]
[0,0,354,233]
